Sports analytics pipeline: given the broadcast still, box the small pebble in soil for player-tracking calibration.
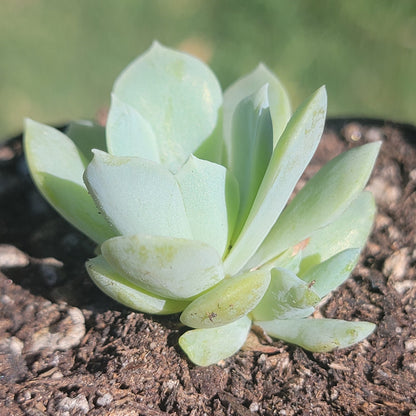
[368,176,402,207]
[393,280,415,295]
[0,336,24,355]
[405,338,416,352]
[249,402,260,412]
[96,393,113,407]
[28,306,85,353]
[383,247,410,281]
[56,394,89,415]
[0,294,13,305]
[0,244,30,268]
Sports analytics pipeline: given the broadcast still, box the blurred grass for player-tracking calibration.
[1,0,415,140]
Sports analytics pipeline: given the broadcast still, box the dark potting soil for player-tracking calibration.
[0,118,415,415]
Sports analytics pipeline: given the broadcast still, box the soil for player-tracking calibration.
[0,118,415,416]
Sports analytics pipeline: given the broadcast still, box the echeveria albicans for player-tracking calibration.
[24,42,379,366]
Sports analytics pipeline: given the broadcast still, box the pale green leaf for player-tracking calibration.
[299,191,376,274]
[113,41,222,172]
[248,142,381,269]
[65,120,107,162]
[256,318,376,352]
[251,268,319,321]
[106,94,159,162]
[224,87,327,276]
[194,109,225,165]
[101,234,224,300]
[86,256,188,314]
[265,246,303,274]
[24,119,115,244]
[300,248,360,298]
[179,316,251,366]
[229,85,273,242]
[223,63,291,155]
[180,269,270,328]
[84,150,192,238]
[175,155,239,258]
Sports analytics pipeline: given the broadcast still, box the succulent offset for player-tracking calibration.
[24,42,380,366]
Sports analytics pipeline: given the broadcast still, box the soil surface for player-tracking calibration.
[1,119,416,416]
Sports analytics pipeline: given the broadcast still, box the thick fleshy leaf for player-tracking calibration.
[266,240,309,274]
[194,109,225,165]
[24,119,115,244]
[180,269,270,328]
[106,94,159,162]
[229,85,273,242]
[113,41,222,172]
[84,150,192,238]
[224,87,327,276]
[256,318,376,352]
[86,256,188,314]
[248,142,381,269]
[65,120,107,162]
[251,268,319,321]
[179,316,251,366]
[300,248,360,298]
[299,191,376,274]
[223,63,291,155]
[101,234,224,300]
[175,155,239,258]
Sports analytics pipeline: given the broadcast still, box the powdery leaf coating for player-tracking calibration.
[113,42,222,173]
[248,141,381,269]
[256,318,376,352]
[65,120,107,162]
[84,150,192,239]
[86,256,189,314]
[179,316,251,366]
[24,119,114,244]
[101,234,224,300]
[228,85,273,242]
[23,43,382,364]
[106,94,160,162]
[180,269,270,328]
[251,268,320,321]
[299,191,376,274]
[223,63,291,152]
[300,248,360,298]
[224,86,327,276]
[175,155,239,258]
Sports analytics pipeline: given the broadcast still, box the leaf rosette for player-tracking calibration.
[24,42,380,366]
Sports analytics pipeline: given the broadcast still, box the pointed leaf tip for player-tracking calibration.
[247,140,380,270]
[254,83,270,112]
[257,318,375,352]
[225,85,327,275]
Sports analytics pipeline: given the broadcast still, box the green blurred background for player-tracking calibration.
[1,0,415,140]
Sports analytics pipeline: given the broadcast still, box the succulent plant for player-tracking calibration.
[24,42,380,366]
